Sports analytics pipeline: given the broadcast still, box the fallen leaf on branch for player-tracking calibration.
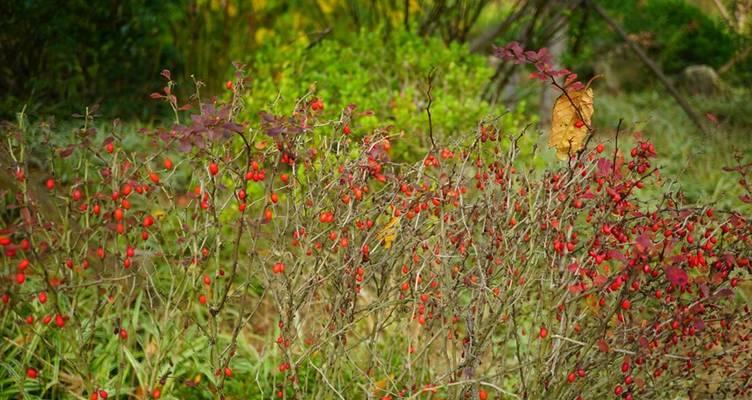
[549,85,594,160]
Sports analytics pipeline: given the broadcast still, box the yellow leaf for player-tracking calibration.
[737,280,752,303]
[372,374,395,395]
[549,86,594,160]
[317,0,337,14]
[255,27,272,44]
[151,209,167,221]
[227,2,238,17]
[251,0,267,11]
[254,140,268,150]
[375,216,401,249]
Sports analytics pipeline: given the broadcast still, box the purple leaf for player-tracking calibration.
[635,234,652,253]
[693,318,705,331]
[665,265,688,288]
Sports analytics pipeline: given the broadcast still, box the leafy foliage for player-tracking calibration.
[245,29,530,160]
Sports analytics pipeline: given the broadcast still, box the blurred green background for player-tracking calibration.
[1,0,751,209]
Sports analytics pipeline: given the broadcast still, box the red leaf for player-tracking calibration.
[665,265,688,288]
[568,283,584,294]
[597,339,609,353]
[58,146,75,158]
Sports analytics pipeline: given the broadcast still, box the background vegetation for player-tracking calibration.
[2,0,750,205]
[1,0,751,399]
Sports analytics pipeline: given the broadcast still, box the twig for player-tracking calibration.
[306,28,332,50]
[425,67,437,150]
[613,118,622,176]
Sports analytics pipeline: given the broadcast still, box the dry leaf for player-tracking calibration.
[549,86,594,160]
[372,374,395,395]
[254,140,268,150]
[375,216,401,249]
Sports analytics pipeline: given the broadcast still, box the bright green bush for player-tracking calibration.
[244,29,531,161]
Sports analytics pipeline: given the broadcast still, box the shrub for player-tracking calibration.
[244,29,531,162]
[1,62,751,400]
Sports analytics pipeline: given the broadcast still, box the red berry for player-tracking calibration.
[26,367,38,379]
[539,326,548,339]
[105,142,114,154]
[621,361,630,373]
[38,292,47,304]
[16,272,26,284]
[621,299,631,310]
[163,158,173,170]
[596,143,605,153]
[198,294,207,305]
[209,163,219,176]
[46,178,55,190]
[225,80,234,90]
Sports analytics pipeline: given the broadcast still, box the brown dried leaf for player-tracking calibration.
[549,86,594,160]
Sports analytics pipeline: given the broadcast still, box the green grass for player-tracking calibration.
[594,90,751,211]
